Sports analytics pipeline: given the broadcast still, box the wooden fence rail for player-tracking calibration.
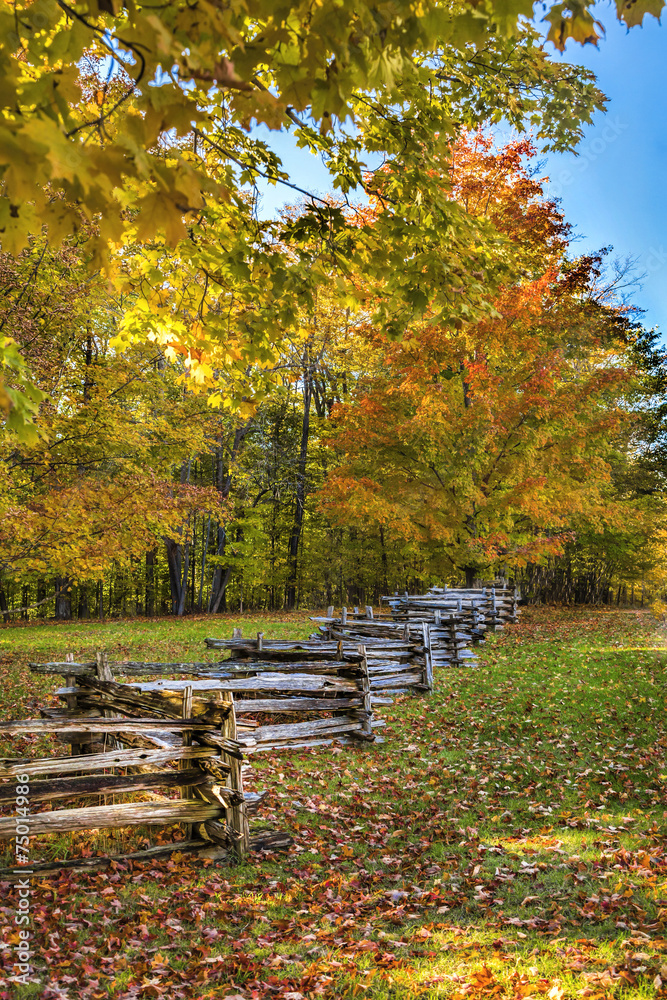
[10,585,521,873]
[2,655,292,873]
[310,585,521,675]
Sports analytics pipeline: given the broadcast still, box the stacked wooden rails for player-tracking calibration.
[201,634,386,744]
[312,586,521,677]
[11,653,289,873]
[30,640,381,753]
[311,604,470,675]
[205,632,430,700]
[384,585,521,635]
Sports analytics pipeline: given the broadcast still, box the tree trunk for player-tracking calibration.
[165,537,190,616]
[37,578,47,618]
[178,535,190,616]
[198,515,211,611]
[83,325,94,401]
[54,577,71,619]
[208,422,251,613]
[78,586,89,619]
[145,548,157,616]
[210,566,233,614]
[286,361,312,610]
[379,525,389,597]
[163,460,192,616]
[0,586,10,624]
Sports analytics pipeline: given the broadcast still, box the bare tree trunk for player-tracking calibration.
[54,577,71,619]
[177,529,190,617]
[78,585,89,619]
[0,586,9,624]
[379,525,389,597]
[208,422,251,613]
[286,361,312,610]
[165,532,191,617]
[163,460,192,616]
[83,325,94,401]
[210,566,233,614]
[198,515,211,611]
[145,548,157,616]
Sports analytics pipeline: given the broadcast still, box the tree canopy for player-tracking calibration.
[2,0,662,428]
[0,1,665,615]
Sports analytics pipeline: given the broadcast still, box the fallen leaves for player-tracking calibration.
[1,608,666,999]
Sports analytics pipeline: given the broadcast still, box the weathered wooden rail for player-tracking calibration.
[198,637,382,748]
[1,654,293,873]
[33,643,382,753]
[384,585,520,633]
[206,633,432,697]
[310,585,521,675]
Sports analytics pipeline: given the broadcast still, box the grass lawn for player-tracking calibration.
[0,607,666,1000]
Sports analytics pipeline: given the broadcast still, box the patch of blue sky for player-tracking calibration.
[539,8,666,337]
[250,12,664,334]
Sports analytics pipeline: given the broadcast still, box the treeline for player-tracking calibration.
[1,135,666,620]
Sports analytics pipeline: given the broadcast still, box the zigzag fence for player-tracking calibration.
[3,586,521,872]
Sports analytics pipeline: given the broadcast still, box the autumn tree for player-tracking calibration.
[3,0,660,436]
[0,235,229,616]
[319,135,647,585]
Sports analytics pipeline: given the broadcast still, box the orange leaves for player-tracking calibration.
[317,131,642,577]
[451,967,566,1000]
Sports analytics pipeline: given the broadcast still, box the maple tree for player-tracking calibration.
[319,134,651,585]
[0,235,231,616]
[1,0,662,435]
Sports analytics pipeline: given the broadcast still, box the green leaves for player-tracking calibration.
[0,337,45,445]
[0,0,662,441]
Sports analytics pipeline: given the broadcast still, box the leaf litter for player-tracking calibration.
[0,607,665,999]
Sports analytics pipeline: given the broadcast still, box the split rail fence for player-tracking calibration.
[2,584,521,871]
[311,585,520,679]
[0,653,291,874]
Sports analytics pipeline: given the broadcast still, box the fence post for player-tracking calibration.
[64,653,80,759]
[181,686,194,839]
[449,618,458,665]
[218,692,249,857]
[357,644,373,738]
[421,623,434,693]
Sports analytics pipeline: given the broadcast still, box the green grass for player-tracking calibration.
[1,607,666,1000]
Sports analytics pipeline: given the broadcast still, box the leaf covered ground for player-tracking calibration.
[1,607,666,1000]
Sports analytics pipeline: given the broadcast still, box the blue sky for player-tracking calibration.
[542,12,667,336]
[256,11,665,334]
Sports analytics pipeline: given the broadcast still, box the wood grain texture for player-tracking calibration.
[0,799,223,840]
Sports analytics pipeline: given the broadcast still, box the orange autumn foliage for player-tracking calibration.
[318,134,640,580]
